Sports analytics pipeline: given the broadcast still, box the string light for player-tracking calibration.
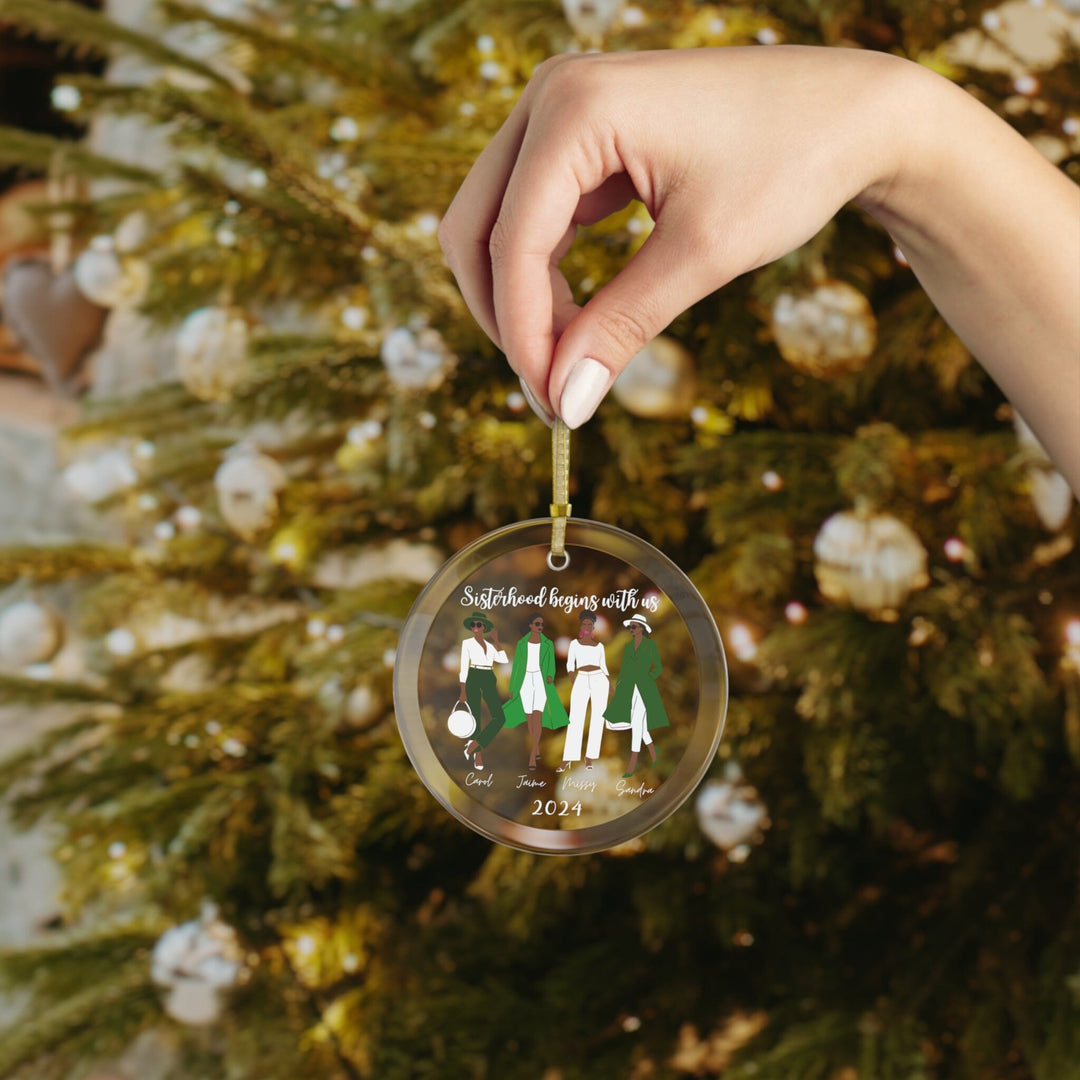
[175,505,202,531]
[944,537,967,562]
[729,623,758,662]
[784,601,808,625]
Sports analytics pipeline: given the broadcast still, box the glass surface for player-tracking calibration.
[394,519,727,854]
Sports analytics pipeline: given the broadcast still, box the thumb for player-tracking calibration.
[549,214,716,429]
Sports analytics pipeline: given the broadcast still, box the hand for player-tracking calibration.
[439,45,1080,488]
[458,688,467,703]
[439,46,909,427]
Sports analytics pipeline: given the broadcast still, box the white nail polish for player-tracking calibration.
[519,378,554,427]
[559,358,610,430]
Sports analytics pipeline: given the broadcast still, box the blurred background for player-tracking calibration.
[0,1,1078,1078]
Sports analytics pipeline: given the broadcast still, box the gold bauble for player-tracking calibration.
[813,509,929,617]
[771,280,876,378]
[611,334,696,419]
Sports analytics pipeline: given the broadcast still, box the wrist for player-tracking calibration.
[850,53,939,217]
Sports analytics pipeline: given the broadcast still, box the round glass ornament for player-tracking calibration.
[394,518,727,855]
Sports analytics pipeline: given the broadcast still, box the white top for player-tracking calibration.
[567,639,608,675]
[526,641,541,671]
[459,638,507,683]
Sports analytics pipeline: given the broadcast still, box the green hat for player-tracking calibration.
[463,611,494,632]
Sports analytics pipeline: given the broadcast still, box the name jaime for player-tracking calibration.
[461,584,659,614]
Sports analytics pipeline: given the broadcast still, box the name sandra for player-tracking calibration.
[616,778,656,798]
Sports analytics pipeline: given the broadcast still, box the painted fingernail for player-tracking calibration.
[559,357,610,430]
[519,378,554,427]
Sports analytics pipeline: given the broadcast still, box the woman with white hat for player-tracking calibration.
[603,613,669,777]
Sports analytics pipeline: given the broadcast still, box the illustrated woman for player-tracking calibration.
[558,609,609,772]
[503,612,569,770]
[459,610,508,771]
[604,613,669,777]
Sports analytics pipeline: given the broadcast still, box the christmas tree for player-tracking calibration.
[0,1,1078,1077]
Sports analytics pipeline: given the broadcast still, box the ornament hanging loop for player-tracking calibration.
[549,419,571,570]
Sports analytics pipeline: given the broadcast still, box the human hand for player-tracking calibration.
[438,45,912,428]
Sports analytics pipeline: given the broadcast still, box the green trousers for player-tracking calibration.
[466,667,506,749]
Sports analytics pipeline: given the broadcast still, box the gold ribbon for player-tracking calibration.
[549,419,571,569]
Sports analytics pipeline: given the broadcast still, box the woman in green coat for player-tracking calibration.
[603,614,668,777]
[502,612,569,770]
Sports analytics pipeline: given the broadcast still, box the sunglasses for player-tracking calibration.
[470,621,486,629]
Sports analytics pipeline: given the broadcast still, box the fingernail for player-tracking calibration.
[559,357,610,430]
[519,378,554,427]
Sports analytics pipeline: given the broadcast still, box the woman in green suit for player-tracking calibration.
[502,612,569,770]
[603,613,668,777]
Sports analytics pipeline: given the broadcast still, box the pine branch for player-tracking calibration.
[0,950,157,1076]
[0,673,115,705]
[0,126,158,185]
[159,0,427,102]
[0,0,238,87]
[0,544,135,586]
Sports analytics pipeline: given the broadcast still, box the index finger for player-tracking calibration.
[490,103,608,406]
[438,56,577,353]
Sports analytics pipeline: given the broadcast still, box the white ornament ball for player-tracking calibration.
[379,325,451,390]
[0,601,64,667]
[612,335,696,420]
[51,84,82,111]
[176,307,251,401]
[1028,468,1074,532]
[1014,412,1074,531]
[105,628,138,657]
[214,448,287,540]
[562,0,624,38]
[695,778,768,851]
[152,902,244,1027]
[63,448,138,504]
[771,280,877,377]
[73,247,149,308]
[345,683,382,728]
[813,510,930,616]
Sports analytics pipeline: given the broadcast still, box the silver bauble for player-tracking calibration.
[1029,468,1074,532]
[63,448,138,503]
[1014,412,1074,531]
[379,325,451,390]
[151,902,244,1027]
[214,448,287,540]
[73,248,149,308]
[0,600,64,667]
[176,307,251,401]
[344,684,382,729]
[561,0,624,38]
[695,778,768,851]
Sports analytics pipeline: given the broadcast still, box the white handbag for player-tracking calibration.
[447,700,476,739]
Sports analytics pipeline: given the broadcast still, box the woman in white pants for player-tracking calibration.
[557,609,609,772]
